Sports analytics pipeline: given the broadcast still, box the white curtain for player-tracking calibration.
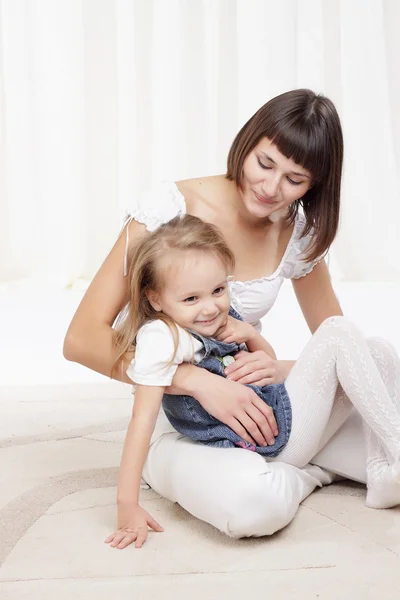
[1,0,399,286]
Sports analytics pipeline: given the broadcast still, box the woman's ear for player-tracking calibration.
[145,289,162,312]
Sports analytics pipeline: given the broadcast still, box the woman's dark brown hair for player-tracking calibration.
[226,89,343,262]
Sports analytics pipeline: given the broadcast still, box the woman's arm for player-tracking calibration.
[245,337,295,382]
[224,261,341,386]
[168,364,278,446]
[63,219,148,382]
[215,317,292,386]
[292,260,343,333]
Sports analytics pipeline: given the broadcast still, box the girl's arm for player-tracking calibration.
[117,384,164,504]
[106,384,165,550]
[291,260,343,333]
[246,333,277,359]
[215,316,277,359]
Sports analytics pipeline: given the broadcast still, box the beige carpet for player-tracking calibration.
[1,384,400,599]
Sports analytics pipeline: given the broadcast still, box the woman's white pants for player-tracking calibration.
[142,316,392,539]
[142,412,361,539]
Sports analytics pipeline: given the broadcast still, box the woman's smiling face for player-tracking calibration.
[239,137,312,220]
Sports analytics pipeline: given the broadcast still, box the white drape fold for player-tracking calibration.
[1,0,399,285]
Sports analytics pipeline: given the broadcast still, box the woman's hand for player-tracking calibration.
[215,316,256,345]
[225,351,295,387]
[105,503,164,549]
[191,370,279,446]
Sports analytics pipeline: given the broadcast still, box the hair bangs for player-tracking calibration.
[268,118,329,186]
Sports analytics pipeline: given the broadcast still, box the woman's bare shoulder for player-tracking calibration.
[175,175,232,218]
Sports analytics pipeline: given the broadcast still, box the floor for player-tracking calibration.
[2,282,400,598]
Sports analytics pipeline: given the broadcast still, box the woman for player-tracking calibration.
[64,88,370,538]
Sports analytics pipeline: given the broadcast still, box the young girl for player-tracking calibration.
[105,214,400,550]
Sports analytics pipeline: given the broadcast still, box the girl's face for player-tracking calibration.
[240,137,312,220]
[147,250,231,337]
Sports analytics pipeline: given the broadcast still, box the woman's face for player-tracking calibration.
[239,137,312,220]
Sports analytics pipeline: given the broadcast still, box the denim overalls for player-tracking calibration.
[162,308,292,456]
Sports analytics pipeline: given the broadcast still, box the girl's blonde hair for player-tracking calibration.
[113,214,235,374]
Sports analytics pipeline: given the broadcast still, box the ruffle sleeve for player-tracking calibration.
[125,181,186,232]
[122,181,186,275]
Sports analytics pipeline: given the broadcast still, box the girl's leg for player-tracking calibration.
[142,428,330,539]
[279,317,400,496]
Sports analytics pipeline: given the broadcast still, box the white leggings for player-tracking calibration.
[143,317,400,538]
[280,317,400,470]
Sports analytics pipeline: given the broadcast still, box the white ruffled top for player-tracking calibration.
[124,181,322,332]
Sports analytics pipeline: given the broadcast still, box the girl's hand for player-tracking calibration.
[192,371,278,446]
[105,504,164,549]
[225,351,295,387]
[215,316,256,345]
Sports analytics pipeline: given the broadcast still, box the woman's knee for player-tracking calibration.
[318,315,356,334]
[224,463,311,539]
[317,316,371,348]
[366,336,398,360]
